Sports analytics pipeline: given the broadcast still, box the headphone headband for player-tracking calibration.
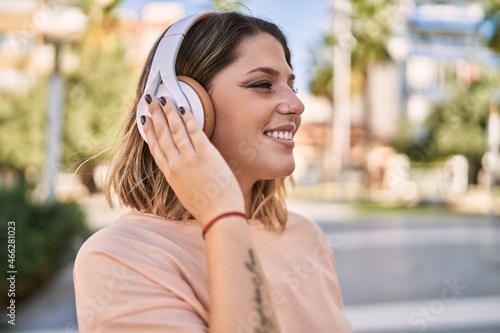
[136,12,216,143]
[147,12,215,108]
[146,12,215,85]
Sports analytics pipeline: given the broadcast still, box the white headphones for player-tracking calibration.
[136,12,216,143]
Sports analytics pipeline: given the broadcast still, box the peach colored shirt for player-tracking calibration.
[74,210,352,332]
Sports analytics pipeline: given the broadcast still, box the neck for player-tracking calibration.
[237,177,255,218]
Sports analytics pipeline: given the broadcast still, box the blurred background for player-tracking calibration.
[0,0,499,332]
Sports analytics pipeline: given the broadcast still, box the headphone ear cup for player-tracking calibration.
[177,76,215,138]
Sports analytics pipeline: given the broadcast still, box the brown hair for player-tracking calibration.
[105,12,292,230]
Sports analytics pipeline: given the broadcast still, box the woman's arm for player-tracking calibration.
[205,217,277,332]
[141,95,279,333]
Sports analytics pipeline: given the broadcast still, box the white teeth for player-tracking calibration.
[265,131,293,141]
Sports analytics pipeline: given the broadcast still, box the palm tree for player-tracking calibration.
[309,0,395,139]
[309,34,336,101]
[484,0,500,53]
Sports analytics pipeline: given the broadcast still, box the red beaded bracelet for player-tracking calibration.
[202,211,247,239]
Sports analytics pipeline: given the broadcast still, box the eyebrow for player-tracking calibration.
[245,67,295,81]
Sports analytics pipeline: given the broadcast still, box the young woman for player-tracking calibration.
[74,11,351,333]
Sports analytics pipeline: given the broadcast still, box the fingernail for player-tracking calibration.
[144,94,152,104]
[179,106,186,115]
[140,115,146,125]
[159,96,167,106]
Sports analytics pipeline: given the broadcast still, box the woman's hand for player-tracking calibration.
[141,94,245,226]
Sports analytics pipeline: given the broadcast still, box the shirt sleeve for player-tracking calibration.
[73,230,208,333]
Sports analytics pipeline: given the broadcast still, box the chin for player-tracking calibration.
[262,160,295,179]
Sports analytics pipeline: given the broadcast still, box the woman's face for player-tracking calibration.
[209,33,304,185]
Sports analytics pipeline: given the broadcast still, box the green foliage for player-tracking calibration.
[309,34,335,100]
[0,82,47,172]
[62,41,135,171]
[393,76,493,165]
[62,1,136,173]
[0,0,135,189]
[484,0,500,53]
[80,0,121,17]
[211,0,245,11]
[350,0,394,69]
[0,181,89,308]
[425,81,489,160]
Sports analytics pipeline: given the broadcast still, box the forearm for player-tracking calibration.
[205,217,280,333]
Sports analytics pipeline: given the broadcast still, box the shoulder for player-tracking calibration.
[281,210,330,250]
[286,210,324,236]
[73,212,209,331]
[73,215,144,281]
[75,211,153,258]
[74,210,203,276]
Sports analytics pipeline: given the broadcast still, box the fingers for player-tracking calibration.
[142,94,211,174]
[142,95,178,165]
[163,103,195,153]
[146,94,193,150]
[178,105,208,151]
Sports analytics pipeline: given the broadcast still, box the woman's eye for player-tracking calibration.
[291,87,299,94]
[250,80,273,89]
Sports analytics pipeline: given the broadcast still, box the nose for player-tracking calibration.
[277,91,305,116]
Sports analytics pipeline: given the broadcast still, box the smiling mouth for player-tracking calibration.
[264,130,293,141]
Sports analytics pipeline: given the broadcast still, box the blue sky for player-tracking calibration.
[119,0,331,93]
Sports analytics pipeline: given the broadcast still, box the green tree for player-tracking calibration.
[484,0,500,53]
[309,34,336,101]
[0,0,135,192]
[63,0,135,191]
[309,0,395,130]
[210,0,245,11]
[0,82,47,173]
[394,73,494,183]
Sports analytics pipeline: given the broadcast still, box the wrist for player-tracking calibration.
[196,201,246,227]
[202,211,247,239]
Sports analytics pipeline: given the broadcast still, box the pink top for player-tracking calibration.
[74,210,352,332]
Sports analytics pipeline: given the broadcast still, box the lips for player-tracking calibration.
[263,123,296,148]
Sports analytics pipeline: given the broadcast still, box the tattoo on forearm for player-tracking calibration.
[245,249,273,333]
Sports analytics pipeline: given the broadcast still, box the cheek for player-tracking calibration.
[212,99,264,141]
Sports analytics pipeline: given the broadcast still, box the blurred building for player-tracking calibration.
[0,0,184,88]
[292,0,500,197]
[363,0,497,145]
[0,0,44,92]
[0,0,91,92]
[352,0,499,201]
[401,0,497,126]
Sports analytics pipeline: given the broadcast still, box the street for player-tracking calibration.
[306,203,500,333]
